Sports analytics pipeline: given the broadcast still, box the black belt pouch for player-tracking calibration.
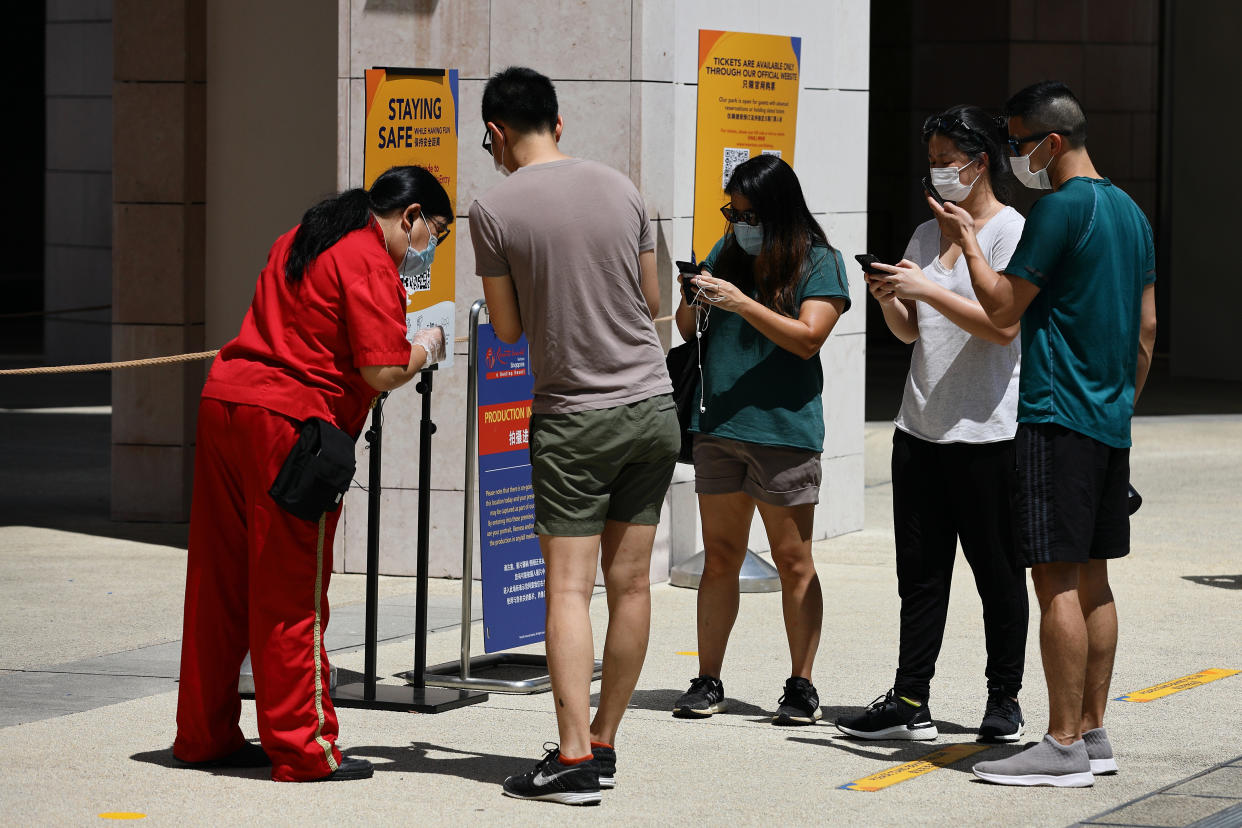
[268,417,357,522]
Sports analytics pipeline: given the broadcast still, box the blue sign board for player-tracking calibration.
[476,323,546,653]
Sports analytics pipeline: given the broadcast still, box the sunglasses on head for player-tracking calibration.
[921,114,981,143]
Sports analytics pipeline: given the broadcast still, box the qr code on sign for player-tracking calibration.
[722,147,750,188]
[761,149,782,159]
[401,269,431,294]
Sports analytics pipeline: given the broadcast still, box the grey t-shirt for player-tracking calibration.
[469,158,670,414]
[894,206,1024,444]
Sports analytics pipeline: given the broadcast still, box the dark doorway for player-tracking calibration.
[0,2,47,358]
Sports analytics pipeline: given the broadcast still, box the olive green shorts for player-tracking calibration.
[529,393,680,537]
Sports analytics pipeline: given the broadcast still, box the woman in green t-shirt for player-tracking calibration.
[670,154,851,726]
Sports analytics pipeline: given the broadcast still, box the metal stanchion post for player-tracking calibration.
[363,392,387,700]
[333,361,488,713]
[423,299,599,692]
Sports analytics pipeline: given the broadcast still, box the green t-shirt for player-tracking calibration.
[1004,177,1155,448]
[689,236,851,452]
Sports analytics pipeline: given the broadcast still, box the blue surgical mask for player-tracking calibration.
[733,222,763,255]
[399,215,437,284]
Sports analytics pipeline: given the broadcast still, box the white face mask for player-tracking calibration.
[491,130,511,178]
[732,222,763,255]
[929,158,981,202]
[1009,135,1053,190]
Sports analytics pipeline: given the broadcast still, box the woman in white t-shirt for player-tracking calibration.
[835,105,1030,745]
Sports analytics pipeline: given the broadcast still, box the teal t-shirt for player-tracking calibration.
[1004,177,1155,448]
[689,236,851,452]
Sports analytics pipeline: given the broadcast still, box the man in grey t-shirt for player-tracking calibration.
[470,66,679,806]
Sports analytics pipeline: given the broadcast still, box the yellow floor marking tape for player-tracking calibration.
[676,651,698,656]
[1115,668,1240,702]
[840,743,992,792]
[98,814,146,820]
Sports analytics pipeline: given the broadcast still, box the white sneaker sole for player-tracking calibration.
[673,701,727,718]
[978,722,1026,743]
[773,708,824,726]
[835,722,938,740]
[599,775,615,789]
[1090,757,1118,775]
[502,789,603,805]
[972,769,1094,787]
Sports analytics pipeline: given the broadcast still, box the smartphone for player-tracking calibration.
[676,260,702,304]
[921,175,948,207]
[854,253,884,275]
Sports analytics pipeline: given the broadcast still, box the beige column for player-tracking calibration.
[110,0,206,521]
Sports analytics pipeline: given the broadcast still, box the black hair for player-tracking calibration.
[924,103,1017,205]
[481,66,559,134]
[1002,81,1088,148]
[284,165,451,285]
[723,154,833,316]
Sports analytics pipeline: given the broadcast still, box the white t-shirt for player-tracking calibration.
[894,206,1024,444]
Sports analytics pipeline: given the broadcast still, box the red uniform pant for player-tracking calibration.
[174,398,343,782]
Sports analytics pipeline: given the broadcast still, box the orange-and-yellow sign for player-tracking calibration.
[692,31,802,260]
[364,68,458,364]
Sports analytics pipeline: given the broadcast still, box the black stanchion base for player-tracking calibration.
[331,682,489,713]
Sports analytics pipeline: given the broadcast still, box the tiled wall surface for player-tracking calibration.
[45,2,114,365]
[869,0,1160,297]
[337,0,870,576]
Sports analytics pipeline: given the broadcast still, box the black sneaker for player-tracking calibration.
[773,676,823,726]
[834,689,938,740]
[592,744,616,789]
[978,692,1025,742]
[502,743,602,806]
[672,674,727,718]
[307,757,374,781]
[174,741,270,768]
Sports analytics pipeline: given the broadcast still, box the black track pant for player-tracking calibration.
[890,428,1029,703]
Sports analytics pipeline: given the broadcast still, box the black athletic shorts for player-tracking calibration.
[1014,422,1130,567]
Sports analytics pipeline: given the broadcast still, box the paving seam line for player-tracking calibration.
[1074,753,1242,827]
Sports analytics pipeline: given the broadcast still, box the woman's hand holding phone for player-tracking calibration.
[870,259,932,302]
[690,273,745,312]
[927,196,976,248]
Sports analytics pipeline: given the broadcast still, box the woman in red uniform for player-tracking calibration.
[173,166,451,782]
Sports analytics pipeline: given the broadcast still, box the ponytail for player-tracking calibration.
[285,189,372,284]
[283,165,452,285]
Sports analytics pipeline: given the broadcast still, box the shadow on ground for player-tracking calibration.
[604,688,768,718]
[785,733,1033,775]
[344,742,530,783]
[131,740,530,784]
[1182,574,1242,591]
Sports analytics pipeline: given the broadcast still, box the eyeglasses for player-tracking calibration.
[720,203,760,226]
[481,127,493,155]
[1006,130,1061,157]
[431,221,452,245]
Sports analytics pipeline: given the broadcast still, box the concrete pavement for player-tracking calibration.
[1,414,1240,825]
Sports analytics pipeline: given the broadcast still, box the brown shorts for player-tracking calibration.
[692,433,821,507]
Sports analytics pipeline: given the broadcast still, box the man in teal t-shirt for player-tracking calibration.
[928,82,1157,788]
